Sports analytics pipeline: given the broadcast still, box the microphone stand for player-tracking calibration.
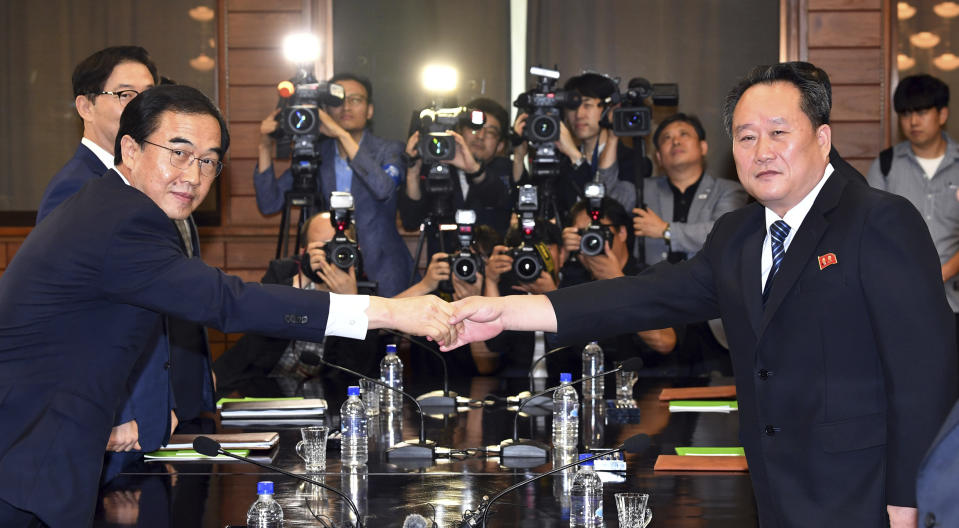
[319,358,438,460]
[508,346,570,408]
[194,437,363,528]
[460,434,650,527]
[500,365,629,460]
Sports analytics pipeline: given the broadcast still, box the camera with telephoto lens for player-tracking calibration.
[447,209,483,284]
[607,77,679,137]
[513,66,581,182]
[579,182,612,256]
[416,106,484,164]
[506,185,549,282]
[271,68,346,191]
[322,192,359,270]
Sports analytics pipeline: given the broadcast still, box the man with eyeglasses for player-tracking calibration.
[37,46,158,223]
[0,84,457,528]
[399,97,514,248]
[255,72,413,297]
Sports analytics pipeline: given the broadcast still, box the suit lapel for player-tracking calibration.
[758,169,847,335]
[687,173,712,223]
[741,213,766,335]
[658,179,674,224]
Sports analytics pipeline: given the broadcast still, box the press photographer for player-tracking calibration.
[399,98,513,261]
[254,72,413,297]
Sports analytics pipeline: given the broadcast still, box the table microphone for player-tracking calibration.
[318,358,442,460]
[514,346,570,407]
[501,357,644,460]
[382,329,459,410]
[192,436,364,527]
[460,433,651,527]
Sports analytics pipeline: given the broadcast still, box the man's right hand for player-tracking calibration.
[485,245,513,284]
[555,121,581,161]
[259,108,280,142]
[106,420,141,452]
[562,226,583,253]
[421,252,451,292]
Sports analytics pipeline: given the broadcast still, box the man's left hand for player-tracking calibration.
[887,505,917,528]
[633,207,669,239]
[313,254,358,295]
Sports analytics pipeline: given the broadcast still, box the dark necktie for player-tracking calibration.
[762,220,791,304]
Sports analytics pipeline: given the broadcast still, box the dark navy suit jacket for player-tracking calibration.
[37,143,178,484]
[547,161,958,527]
[0,171,332,527]
[253,132,414,296]
[917,398,959,527]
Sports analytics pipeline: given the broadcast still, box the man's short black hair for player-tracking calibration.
[72,46,159,98]
[563,73,617,101]
[653,113,707,148]
[466,97,509,142]
[114,85,229,166]
[894,74,950,113]
[722,61,831,138]
[329,72,374,103]
[569,196,634,249]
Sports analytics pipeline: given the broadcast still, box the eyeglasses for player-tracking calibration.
[343,95,368,107]
[142,140,223,179]
[470,124,502,139]
[95,89,141,104]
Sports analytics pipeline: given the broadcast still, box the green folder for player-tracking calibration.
[668,400,738,412]
[216,396,304,409]
[675,446,746,456]
[144,449,250,460]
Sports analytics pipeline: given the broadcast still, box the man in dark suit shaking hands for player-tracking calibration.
[0,84,457,528]
[445,62,958,528]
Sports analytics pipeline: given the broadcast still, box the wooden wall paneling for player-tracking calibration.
[807,48,882,83]
[846,158,874,176]
[831,85,882,121]
[829,122,882,158]
[227,12,305,48]
[229,86,281,121]
[198,239,226,268]
[808,0,880,9]
[0,243,7,268]
[228,49,292,86]
[229,0,302,12]
[225,239,280,269]
[808,11,881,48]
[228,197,283,227]
[226,160,257,196]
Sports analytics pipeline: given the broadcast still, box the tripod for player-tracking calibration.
[275,188,324,259]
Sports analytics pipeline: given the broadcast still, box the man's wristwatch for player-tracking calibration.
[662,223,672,241]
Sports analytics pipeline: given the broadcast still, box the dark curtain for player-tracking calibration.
[527,0,780,180]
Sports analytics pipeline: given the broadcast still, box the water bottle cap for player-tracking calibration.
[257,481,274,494]
[578,454,594,466]
[560,372,572,383]
[348,386,361,396]
[386,344,397,354]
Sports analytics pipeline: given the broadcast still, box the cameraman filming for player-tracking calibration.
[399,98,513,240]
[254,73,413,297]
[512,72,637,218]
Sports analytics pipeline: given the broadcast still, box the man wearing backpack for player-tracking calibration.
[866,74,959,362]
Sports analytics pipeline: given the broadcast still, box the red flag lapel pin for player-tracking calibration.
[817,253,838,270]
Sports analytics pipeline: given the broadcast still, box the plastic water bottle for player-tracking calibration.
[380,344,404,411]
[246,481,283,527]
[582,341,604,400]
[570,454,604,527]
[340,386,369,465]
[552,372,579,450]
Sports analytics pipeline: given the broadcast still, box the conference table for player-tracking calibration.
[93,375,758,527]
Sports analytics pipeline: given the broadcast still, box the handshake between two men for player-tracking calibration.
[386,294,556,350]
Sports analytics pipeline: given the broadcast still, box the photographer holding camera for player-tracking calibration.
[512,72,637,219]
[399,97,513,241]
[545,194,676,381]
[254,73,413,297]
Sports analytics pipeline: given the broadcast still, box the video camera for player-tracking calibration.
[578,182,612,256]
[506,185,551,283]
[513,66,581,182]
[411,106,485,201]
[606,77,679,137]
[271,68,345,191]
[448,209,483,284]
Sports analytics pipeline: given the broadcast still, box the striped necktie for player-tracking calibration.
[762,220,791,304]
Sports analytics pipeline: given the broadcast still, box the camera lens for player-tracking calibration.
[331,245,356,269]
[514,254,541,281]
[453,256,477,282]
[289,108,316,133]
[580,231,604,256]
[624,111,643,130]
[428,136,452,158]
[530,115,556,142]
